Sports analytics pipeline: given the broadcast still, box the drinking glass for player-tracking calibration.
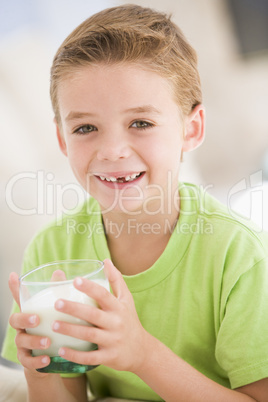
[19,259,108,374]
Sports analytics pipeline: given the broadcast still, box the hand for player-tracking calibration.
[52,259,149,373]
[8,272,51,376]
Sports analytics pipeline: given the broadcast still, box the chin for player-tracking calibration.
[99,198,145,216]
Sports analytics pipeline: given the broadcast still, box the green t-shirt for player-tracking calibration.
[2,183,268,400]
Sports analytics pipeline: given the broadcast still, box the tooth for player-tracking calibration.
[131,173,138,179]
[110,177,117,182]
[125,175,131,181]
[105,177,111,182]
[100,176,105,181]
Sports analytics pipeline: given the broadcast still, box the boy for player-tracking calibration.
[3,4,268,401]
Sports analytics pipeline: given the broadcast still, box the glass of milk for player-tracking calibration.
[19,259,109,374]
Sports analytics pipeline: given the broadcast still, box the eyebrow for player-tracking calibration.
[124,105,161,115]
[65,111,96,122]
[65,105,161,122]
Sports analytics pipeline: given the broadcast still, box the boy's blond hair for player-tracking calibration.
[50,4,202,123]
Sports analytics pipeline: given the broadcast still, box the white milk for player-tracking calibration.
[23,279,109,357]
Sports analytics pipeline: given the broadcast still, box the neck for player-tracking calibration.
[103,210,178,239]
[102,205,180,275]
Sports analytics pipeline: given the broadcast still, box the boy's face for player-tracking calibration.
[56,63,204,215]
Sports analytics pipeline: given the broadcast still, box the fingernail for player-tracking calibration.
[58,348,65,356]
[52,321,60,331]
[41,356,49,364]
[74,277,83,286]
[29,315,37,325]
[40,338,48,347]
[55,299,64,309]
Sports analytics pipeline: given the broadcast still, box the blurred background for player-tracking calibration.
[1,0,268,368]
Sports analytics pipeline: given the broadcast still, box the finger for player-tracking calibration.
[18,347,51,371]
[51,270,67,281]
[9,312,40,331]
[103,259,130,300]
[58,347,101,368]
[52,320,107,346]
[73,276,118,312]
[54,299,114,329]
[15,331,51,352]
[8,272,20,308]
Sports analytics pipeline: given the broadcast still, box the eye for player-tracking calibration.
[130,120,154,130]
[73,124,97,135]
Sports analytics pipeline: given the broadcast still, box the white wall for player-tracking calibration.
[1,0,267,366]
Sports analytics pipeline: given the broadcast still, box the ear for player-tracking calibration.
[182,104,205,152]
[55,118,68,157]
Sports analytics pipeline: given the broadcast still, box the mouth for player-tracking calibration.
[95,171,145,185]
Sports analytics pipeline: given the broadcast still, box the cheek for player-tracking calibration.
[147,138,182,166]
[67,141,89,165]
[65,144,91,184]
[150,143,183,184]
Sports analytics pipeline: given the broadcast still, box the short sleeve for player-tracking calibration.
[215,257,268,388]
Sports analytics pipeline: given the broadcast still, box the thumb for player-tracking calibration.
[8,272,21,309]
[103,259,130,300]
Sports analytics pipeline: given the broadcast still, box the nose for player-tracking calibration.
[96,132,131,162]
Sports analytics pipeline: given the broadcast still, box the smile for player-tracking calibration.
[95,172,145,184]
